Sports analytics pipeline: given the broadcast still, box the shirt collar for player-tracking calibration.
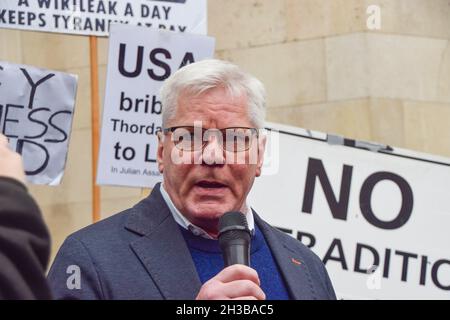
[160,183,255,240]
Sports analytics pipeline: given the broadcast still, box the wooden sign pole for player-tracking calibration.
[89,36,101,223]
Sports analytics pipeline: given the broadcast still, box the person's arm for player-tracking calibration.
[0,134,52,299]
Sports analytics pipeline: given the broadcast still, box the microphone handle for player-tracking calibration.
[223,244,250,267]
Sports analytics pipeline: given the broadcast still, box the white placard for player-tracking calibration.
[0,0,207,36]
[0,61,78,185]
[249,122,450,299]
[97,24,215,188]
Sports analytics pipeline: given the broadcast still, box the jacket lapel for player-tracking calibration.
[124,184,317,300]
[125,183,202,299]
[255,213,318,300]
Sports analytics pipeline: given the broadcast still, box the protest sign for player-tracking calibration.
[0,61,78,185]
[96,24,215,187]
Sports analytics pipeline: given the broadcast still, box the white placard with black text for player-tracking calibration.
[0,61,78,185]
[0,0,207,36]
[96,24,215,188]
[249,122,450,299]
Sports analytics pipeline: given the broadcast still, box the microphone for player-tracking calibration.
[218,211,251,267]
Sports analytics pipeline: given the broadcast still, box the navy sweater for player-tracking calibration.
[180,224,291,300]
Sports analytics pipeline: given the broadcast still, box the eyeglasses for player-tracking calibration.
[162,126,259,152]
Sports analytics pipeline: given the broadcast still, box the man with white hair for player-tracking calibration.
[48,59,336,300]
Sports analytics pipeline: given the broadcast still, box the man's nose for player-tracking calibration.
[201,134,225,165]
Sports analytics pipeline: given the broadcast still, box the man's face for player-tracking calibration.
[157,87,265,235]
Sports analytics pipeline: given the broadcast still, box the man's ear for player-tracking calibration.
[255,133,266,177]
[156,131,164,173]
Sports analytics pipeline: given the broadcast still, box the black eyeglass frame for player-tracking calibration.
[162,126,260,152]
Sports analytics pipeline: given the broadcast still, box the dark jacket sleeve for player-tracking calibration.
[0,177,52,299]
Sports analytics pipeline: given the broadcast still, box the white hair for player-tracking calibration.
[159,59,266,128]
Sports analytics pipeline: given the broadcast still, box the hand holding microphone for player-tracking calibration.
[195,212,266,300]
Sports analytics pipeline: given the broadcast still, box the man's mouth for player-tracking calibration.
[195,180,228,189]
[193,180,229,198]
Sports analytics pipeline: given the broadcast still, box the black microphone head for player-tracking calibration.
[218,212,251,267]
[219,211,249,233]
[218,211,251,248]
